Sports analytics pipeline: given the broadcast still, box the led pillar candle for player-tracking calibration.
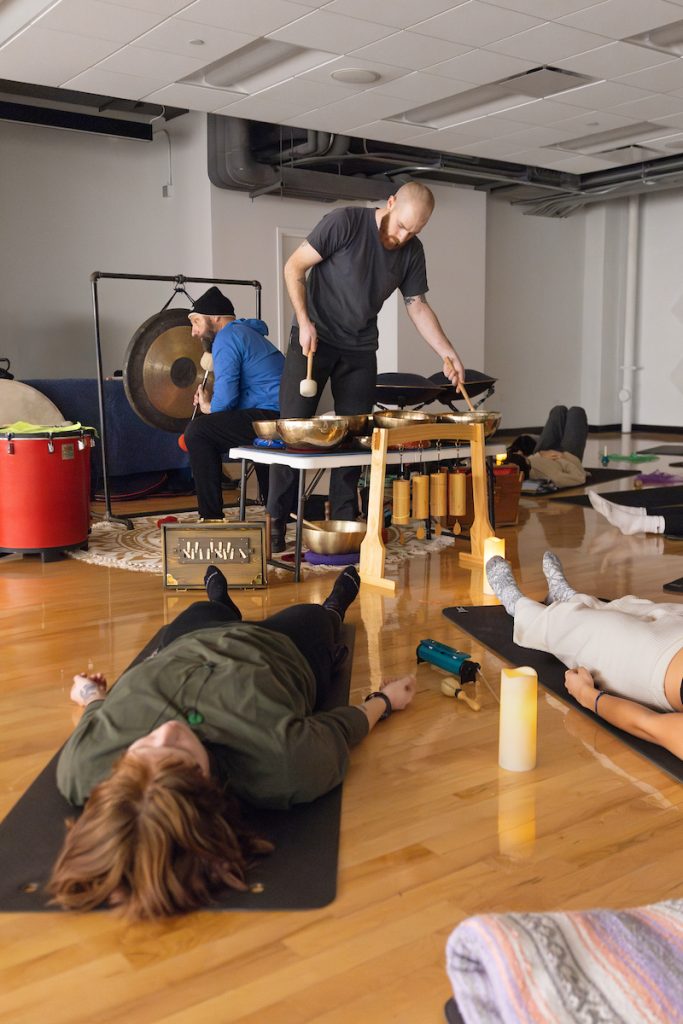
[498,667,538,772]
[482,535,505,595]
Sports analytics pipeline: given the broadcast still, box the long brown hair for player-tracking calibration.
[48,752,273,920]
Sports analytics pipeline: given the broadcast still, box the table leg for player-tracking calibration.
[294,468,306,583]
[239,460,247,520]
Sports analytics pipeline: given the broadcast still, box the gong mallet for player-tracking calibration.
[444,357,475,413]
[179,352,213,451]
[300,350,317,398]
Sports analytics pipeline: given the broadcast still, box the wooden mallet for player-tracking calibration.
[444,357,475,413]
[300,350,317,398]
[179,352,213,451]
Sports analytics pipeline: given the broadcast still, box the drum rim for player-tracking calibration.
[0,427,96,439]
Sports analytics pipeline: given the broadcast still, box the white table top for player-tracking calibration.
[229,442,505,470]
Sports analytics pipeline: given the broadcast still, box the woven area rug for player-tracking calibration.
[69,508,455,577]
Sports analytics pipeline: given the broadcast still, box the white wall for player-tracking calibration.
[0,111,211,380]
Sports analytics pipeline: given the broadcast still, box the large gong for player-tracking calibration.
[123,307,211,433]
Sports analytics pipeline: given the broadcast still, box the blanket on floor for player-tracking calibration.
[446,899,683,1024]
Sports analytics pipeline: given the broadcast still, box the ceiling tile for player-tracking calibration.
[486,22,611,62]
[352,31,470,70]
[649,110,683,129]
[413,2,543,48]
[372,72,473,103]
[487,97,592,124]
[284,107,365,131]
[427,48,535,84]
[64,66,172,99]
[436,113,527,138]
[142,81,243,110]
[610,93,683,119]
[556,41,677,78]
[255,76,350,106]
[452,137,523,157]
[483,0,606,15]
[212,91,316,122]
[177,0,312,35]
[0,27,119,87]
[558,0,683,41]
[543,153,618,170]
[492,122,569,146]
[550,108,637,137]
[645,129,683,150]
[310,89,414,125]
[134,18,255,63]
[325,0,462,30]
[417,123,486,145]
[268,11,395,53]
[615,58,683,93]
[552,79,654,109]
[98,0,195,13]
[296,55,409,91]
[500,145,569,165]
[37,0,165,43]
[97,43,208,79]
[351,118,440,142]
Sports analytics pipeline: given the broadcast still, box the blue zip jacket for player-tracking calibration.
[210,319,284,412]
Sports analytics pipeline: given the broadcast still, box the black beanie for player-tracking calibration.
[192,287,235,316]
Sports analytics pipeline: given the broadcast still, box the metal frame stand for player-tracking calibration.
[90,272,261,528]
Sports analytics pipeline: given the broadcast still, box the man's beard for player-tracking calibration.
[378,212,404,250]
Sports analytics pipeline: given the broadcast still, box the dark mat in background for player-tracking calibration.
[638,445,683,456]
[444,997,466,1024]
[556,484,683,510]
[0,625,355,913]
[442,605,683,784]
[582,466,639,485]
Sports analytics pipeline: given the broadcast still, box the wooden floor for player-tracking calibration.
[1,434,682,1024]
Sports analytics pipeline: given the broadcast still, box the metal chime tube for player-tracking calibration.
[430,472,447,517]
[392,478,410,524]
[412,475,429,519]
[448,471,466,517]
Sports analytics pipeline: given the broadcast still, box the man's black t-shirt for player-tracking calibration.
[303,206,428,351]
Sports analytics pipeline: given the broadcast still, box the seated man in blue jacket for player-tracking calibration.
[184,287,284,519]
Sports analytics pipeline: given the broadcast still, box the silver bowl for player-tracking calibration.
[275,416,349,450]
[372,410,436,430]
[252,419,280,441]
[435,410,502,438]
[302,520,367,554]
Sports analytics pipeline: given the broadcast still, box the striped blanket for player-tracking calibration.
[446,900,683,1024]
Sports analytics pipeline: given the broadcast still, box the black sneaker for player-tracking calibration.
[271,529,287,554]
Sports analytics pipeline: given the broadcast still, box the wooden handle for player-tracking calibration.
[306,350,314,381]
[458,380,476,413]
[456,689,481,712]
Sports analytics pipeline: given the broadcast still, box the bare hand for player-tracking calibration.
[70,672,108,706]
[564,667,597,709]
[443,353,465,388]
[298,320,318,356]
[193,385,211,415]
[380,674,417,711]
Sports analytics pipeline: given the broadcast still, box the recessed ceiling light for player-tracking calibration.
[190,39,205,46]
[330,68,380,85]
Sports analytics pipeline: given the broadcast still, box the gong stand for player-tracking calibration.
[90,272,262,527]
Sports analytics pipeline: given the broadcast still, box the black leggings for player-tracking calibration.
[151,601,344,711]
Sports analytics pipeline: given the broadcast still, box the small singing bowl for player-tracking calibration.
[252,419,280,441]
[435,410,502,438]
[276,416,349,450]
[321,412,371,436]
[372,410,436,430]
[302,520,367,555]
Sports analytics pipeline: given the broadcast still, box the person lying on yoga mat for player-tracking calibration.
[486,552,683,757]
[588,490,683,537]
[49,565,416,920]
[503,405,588,489]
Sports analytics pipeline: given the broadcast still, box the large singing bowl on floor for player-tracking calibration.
[276,417,349,449]
[302,520,367,554]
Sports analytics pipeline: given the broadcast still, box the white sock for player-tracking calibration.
[588,491,664,535]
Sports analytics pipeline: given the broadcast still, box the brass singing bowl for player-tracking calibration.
[252,420,280,441]
[302,520,367,554]
[276,416,349,449]
[435,410,502,438]
[321,412,371,436]
[372,410,436,430]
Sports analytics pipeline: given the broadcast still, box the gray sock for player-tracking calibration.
[485,556,523,615]
[542,551,576,603]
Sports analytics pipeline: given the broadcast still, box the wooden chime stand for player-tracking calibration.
[359,422,494,592]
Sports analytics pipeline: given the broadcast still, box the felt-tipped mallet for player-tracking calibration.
[299,350,317,398]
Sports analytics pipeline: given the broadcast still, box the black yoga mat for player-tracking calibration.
[0,625,355,913]
[638,445,683,456]
[556,484,683,510]
[444,997,467,1024]
[442,605,683,784]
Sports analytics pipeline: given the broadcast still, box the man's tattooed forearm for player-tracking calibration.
[404,294,426,306]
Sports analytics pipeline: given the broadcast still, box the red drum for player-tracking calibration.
[0,428,96,557]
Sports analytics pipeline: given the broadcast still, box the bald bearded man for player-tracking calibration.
[268,182,467,552]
